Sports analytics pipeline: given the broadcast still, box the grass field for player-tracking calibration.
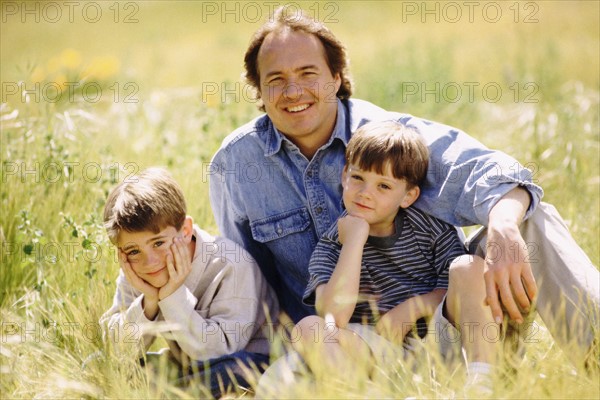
[1,1,599,398]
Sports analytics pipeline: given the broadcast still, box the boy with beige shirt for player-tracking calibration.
[100,167,278,397]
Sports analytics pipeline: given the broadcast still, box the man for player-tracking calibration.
[209,6,598,366]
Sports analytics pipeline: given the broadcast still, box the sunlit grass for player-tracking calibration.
[1,1,598,398]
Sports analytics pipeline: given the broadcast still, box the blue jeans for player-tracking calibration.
[142,350,270,398]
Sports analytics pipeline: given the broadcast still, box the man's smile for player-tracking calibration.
[285,103,311,113]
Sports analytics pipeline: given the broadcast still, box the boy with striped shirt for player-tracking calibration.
[295,121,494,392]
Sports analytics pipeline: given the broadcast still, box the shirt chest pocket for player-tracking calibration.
[250,207,311,243]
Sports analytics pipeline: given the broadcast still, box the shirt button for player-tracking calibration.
[276,227,283,235]
[315,207,323,214]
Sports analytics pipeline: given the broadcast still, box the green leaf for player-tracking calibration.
[23,243,34,255]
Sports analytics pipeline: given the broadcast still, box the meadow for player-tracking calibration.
[1,1,599,398]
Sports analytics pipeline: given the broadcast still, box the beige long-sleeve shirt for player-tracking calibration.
[100,225,279,366]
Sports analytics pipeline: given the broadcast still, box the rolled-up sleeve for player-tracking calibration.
[406,117,543,227]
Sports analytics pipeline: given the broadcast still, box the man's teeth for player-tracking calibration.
[287,104,310,112]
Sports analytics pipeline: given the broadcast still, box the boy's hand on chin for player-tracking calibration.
[338,214,369,246]
[158,237,193,301]
[119,250,159,301]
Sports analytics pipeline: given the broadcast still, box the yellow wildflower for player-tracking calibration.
[60,49,82,70]
[82,56,121,81]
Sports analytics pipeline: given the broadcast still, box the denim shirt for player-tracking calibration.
[209,98,543,322]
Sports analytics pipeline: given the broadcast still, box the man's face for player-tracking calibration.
[257,29,341,154]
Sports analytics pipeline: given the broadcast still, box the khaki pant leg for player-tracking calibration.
[469,202,599,367]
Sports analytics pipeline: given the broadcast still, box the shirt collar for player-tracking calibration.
[184,224,213,289]
[264,99,349,157]
[366,208,406,249]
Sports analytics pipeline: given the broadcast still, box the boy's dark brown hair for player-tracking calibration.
[346,121,429,188]
[244,5,352,111]
[103,167,186,244]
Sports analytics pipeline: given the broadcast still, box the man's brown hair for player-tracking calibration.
[244,5,352,111]
[103,167,187,243]
[346,121,429,189]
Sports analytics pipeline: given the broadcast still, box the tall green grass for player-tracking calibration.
[1,1,598,398]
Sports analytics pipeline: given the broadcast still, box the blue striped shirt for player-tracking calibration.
[303,207,466,324]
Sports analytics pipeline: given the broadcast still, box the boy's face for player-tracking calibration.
[117,226,183,288]
[342,164,419,236]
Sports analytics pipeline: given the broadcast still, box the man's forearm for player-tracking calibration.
[488,186,531,227]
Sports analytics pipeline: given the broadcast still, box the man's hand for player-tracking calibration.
[338,214,370,246]
[484,188,537,324]
[158,237,192,301]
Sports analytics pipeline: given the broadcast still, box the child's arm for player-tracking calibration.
[377,220,466,343]
[157,239,275,362]
[315,214,369,329]
[99,269,157,354]
[376,288,446,342]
